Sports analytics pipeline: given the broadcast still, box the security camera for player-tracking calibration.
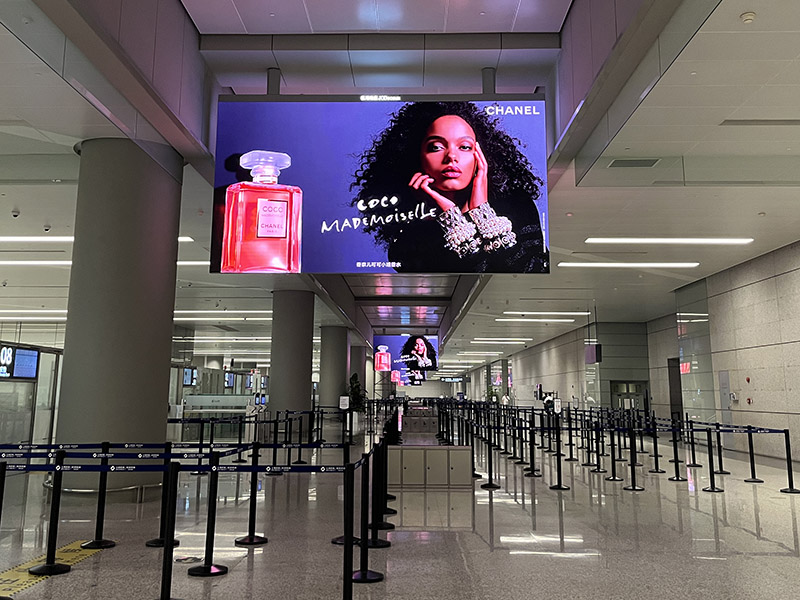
[11,208,20,218]
[43,224,51,232]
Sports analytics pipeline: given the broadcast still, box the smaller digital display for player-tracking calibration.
[12,348,39,379]
[245,375,253,389]
[224,372,235,388]
[182,368,193,386]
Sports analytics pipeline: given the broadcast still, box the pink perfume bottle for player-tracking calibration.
[221,150,302,273]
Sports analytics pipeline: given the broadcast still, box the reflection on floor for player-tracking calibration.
[2,428,800,599]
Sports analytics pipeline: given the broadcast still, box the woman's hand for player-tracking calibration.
[409,172,456,213]
[468,141,488,211]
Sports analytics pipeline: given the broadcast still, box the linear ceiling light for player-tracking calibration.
[585,237,752,245]
[0,309,67,314]
[495,318,575,323]
[0,316,67,321]
[469,341,526,345]
[0,259,209,266]
[558,262,699,268]
[174,310,272,314]
[173,317,272,321]
[502,311,590,316]
[458,352,502,356]
[473,337,533,341]
[0,236,194,243]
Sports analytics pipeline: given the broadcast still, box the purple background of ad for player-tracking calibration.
[373,334,439,386]
[215,100,547,273]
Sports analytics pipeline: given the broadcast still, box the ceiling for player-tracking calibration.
[2,0,800,380]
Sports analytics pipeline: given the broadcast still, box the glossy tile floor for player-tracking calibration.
[2,421,800,599]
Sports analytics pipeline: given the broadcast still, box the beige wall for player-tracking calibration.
[706,240,800,457]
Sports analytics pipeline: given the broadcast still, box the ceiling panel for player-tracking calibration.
[181,0,246,34]
[513,0,573,32]
[444,0,519,33]
[305,0,379,33]
[377,0,446,32]
[234,0,312,34]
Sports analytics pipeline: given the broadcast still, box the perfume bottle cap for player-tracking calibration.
[240,151,291,181]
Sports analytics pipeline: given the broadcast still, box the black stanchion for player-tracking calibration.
[236,441,268,546]
[353,454,383,584]
[668,424,687,482]
[293,416,308,465]
[29,450,71,576]
[369,443,396,530]
[471,414,482,479]
[81,440,116,549]
[565,416,577,462]
[744,425,763,484]
[382,439,397,507]
[366,446,391,549]
[188,452,228,577]
[158,462,180,600]
[480,430,501,490]
[147,442,179,548]
[780,429,800,494]
[686,420,702,468]
[605,427,623,482]
[590,422,606,474]
[268,419,282,477]
[649,418,665,474]
[549,413,570,491]
[233,417,247,463]
[342,463,355,600]
[191,421,207,476]
[714,423,730,475]
[702,429,724,493]
[623,429,644,492]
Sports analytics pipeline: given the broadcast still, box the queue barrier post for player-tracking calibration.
[158,462,181,600]
[191,421,207,476]
[686,420,702,468]
[549,413,570,491]
[605,427,623,482]
[480,425,500,490]
[369,442,396,530]
[268,419,282,477]
[590,422,606,474]
[367,444,391,549]
[743,425,764,484]
[353,454,384,584]
[382,438,397,508]
[233,417,247,463]
[342,463,355,600]
[235,441,268,546]
[147,441,179,548]
[0,462,9,600]
[29,450,71,576]
[187,452,228,577]
[293,416,308,465]
[702,429,724,493]
[565,416,577,462]
[668,424,687,482]
[81,440,116,549]
[780,429,800,494]
[472,413,483,479]
[623,428,644,492]
[648,418,665,474]
[714,423,731,475]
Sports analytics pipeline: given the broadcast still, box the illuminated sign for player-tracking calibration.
[373,335,438,386]
[213,97,549,274]
[0,344,40,380]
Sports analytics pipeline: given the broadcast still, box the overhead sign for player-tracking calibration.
[0,344,39,380]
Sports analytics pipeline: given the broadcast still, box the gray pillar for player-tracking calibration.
[501,359,509,397]
[57,138,182,487]
[485,365,492,401]
[269,290,314,414]
[204,356,224,370]
[349,344,367,390]
[320,326,349,408]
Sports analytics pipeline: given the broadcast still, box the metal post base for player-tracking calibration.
[472,472,482,479]
[564,457,579,462]
[686,463,702,468]
[590,467,607,474]
[187,564,228,577]
[383,507,398,516]
[235,534,268,546]
[480,482,501,490]
[331,535,360,545]
[702,486,724,493]
[713,469,730,475]
[668,476,688,482]
[744,478,764,484]
[369,521,395,531]
[81,539,116,550]
[292,460,308,465]
[29,563,71,576]
[524,471,542,478]
[549,484,570,491]
[386,493,397,501]
[649,468,666,474]
[780,488,800,494]
[623,485,645,492]
[353,569,384,583]
[604,476,623,482]
[146,538,180,548]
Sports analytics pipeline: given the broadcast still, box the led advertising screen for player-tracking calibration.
[212,96,548,274]
[182,367,193,386]
[224,372,235,388]
[373,334,438,386]
[0,345,40,380]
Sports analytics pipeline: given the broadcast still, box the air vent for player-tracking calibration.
[720,119,800,126]
[608,158,660,168]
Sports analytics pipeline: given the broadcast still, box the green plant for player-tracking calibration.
[348,373,367,412]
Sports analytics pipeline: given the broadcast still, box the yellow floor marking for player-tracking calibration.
[0,540,101,595]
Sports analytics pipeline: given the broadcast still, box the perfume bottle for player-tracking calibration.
[221,150,302,273]
[375,345,391,372]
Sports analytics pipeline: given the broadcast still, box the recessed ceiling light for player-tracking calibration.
[584,237,752,245]
[558,262,699,268]
[565,212,574,217]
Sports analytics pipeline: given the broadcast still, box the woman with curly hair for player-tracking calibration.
[401,335,437,384]
[351,101,548,273]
